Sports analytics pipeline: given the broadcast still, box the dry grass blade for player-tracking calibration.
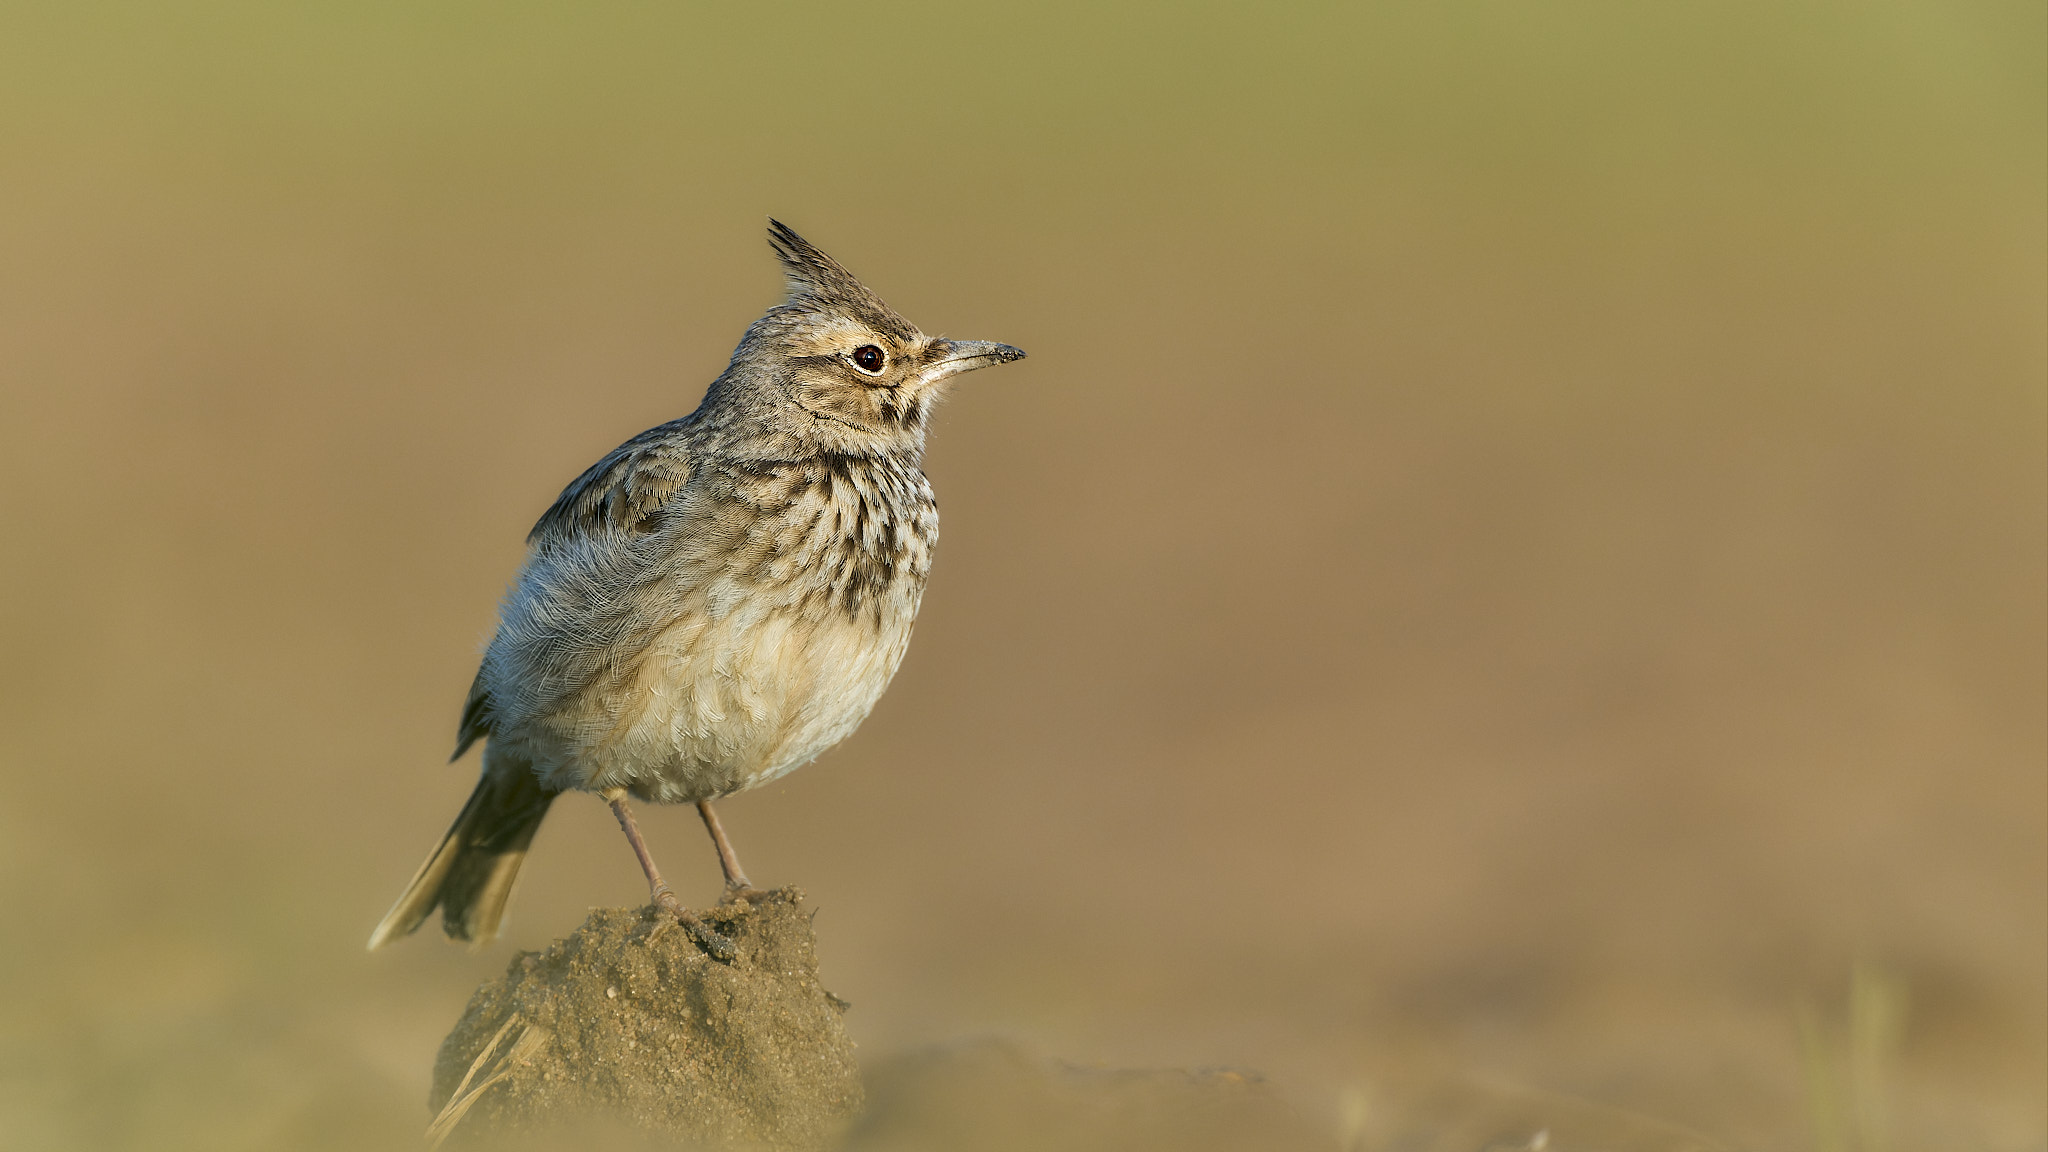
[1798,964,1908,1152]
[425,1019,550,1149]
[444,1017,518,1114]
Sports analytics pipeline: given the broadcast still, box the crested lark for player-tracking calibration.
[369,221,1024,958]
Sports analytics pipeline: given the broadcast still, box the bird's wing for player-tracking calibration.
[526,419,698,543]
[453,421,701,754]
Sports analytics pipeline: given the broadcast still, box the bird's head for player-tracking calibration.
[711,220,1024,454]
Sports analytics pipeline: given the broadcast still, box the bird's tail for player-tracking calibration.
[367,765,558,951]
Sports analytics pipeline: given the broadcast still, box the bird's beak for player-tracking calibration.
[919,339,1027,386]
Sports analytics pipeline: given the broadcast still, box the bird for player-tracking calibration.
[368,220,1024,959]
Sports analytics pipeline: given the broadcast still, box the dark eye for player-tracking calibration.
[850,345,886,374]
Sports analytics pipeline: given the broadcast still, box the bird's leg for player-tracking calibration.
[697,800,773,904]
[605,790,735,961]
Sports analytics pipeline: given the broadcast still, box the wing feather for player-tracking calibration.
[454,420,700,754]
[527,420,697,543]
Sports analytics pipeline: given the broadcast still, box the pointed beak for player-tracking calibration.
[920,339,1027,385]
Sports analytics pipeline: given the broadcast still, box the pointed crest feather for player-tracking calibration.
[765,218,918,340]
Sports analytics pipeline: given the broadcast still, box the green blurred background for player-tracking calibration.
[0,2,2041,1148]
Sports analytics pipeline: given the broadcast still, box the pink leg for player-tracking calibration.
[696,800,774,902]
[606,791,735,961]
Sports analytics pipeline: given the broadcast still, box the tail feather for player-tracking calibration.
[368,766,557,951]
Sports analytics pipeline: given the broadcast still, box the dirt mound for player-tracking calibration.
[427,894,861,1150]
[424,901,1348,1150]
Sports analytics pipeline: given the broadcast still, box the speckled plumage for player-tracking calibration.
[370,222,1023,949]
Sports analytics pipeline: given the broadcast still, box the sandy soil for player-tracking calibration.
[429,896,859,1149]
[428,901,1341,1150]
[427,902,1757,1151]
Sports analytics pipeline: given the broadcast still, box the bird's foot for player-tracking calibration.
[647,887,737,962]
[717,882,782,908]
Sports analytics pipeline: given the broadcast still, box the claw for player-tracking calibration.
[651,888,738,962]
[718,884,778,908]
[681,916,738,962]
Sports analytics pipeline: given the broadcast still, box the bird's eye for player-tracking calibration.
[850,345,886,374]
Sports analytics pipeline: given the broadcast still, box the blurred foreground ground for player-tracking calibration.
[0,3,2041,1149]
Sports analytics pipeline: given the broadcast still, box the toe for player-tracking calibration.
[683,919,738,962]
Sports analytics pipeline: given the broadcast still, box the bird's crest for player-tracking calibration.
[766,219,918,341]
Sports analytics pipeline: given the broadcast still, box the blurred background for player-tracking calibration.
[0,2,2041,1148]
